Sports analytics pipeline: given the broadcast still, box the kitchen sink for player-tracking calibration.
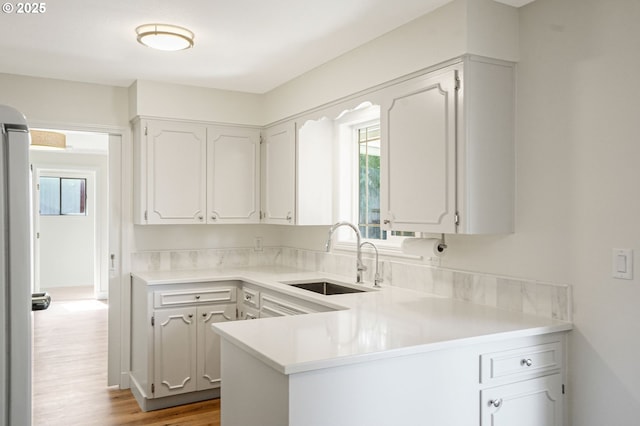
[286,281,366,295]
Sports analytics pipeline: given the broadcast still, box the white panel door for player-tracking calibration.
[207,126,260,224]
[146,121,206,224]
[261,122,296,225]
[153,307,197,398]
[481,374,563,426]
[196,303,236,390]
[380,70,457,233]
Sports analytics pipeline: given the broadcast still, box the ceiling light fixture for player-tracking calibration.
[30,130,66,149]
[136,23,194,51]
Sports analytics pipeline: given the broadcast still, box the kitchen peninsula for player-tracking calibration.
[131,266,572,425]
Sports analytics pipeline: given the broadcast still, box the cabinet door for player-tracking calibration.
[380,70,457,233]
[481,374,563,426]
[207,126,260,224]
[153,307,197,398]
[261,122,296,225]
[296,117,333,225]
[146,120,207,224]
[196,304,236,390]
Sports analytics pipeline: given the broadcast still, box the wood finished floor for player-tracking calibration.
[32,294,221,426]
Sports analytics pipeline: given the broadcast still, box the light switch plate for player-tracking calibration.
[612,248,633,280]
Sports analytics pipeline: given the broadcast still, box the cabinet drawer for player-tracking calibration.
[241,287,260,309]
[260,294,313,317]
[480,341,562,384]
[154,287,236,308]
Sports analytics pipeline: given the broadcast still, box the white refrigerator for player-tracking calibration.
[0,105,32,426]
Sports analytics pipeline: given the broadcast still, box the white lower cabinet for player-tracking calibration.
[152,306,197,398]
[152,303,235,399]
[479,338,565,426]
[130,278,238,411]
[197,304,236,390]
[481,374,563,426]
[219,331,567,426]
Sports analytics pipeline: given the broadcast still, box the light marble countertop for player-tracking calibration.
[132,266,572,375]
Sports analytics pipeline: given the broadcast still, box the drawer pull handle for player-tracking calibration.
[521,358,533,367]
[489,399,502,408]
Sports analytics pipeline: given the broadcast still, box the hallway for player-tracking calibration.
[31,289,220,425]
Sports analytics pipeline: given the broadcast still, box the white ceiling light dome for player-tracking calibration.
[136,23,194,51]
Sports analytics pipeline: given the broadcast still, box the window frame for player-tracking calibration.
[39,176,88,216]
[333,105,414,253]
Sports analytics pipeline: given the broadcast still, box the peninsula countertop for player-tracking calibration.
[132,266,572,375]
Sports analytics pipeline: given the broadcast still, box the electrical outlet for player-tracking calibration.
[254,237,263,252]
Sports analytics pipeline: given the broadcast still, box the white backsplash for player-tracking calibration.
[131,246,571,321]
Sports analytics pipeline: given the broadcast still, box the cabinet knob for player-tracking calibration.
[198,215,204,221]
[195,295,200,300]
[489,399,502,408]
[383,219,390,225]
[521,358,533,367]
[202,313,207,317]
[211,214,217,220]
[286,212,292,222]
[188,314,193,318]
[244,294,252,301]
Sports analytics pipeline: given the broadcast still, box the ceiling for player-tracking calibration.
[0,0,532,94]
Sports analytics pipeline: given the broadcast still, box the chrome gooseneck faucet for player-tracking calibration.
[359,241,382,288]
[325,221,366,283]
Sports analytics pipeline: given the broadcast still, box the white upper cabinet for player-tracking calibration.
[207,126,260,224]
[296,117,333,226]
[134,118,261,225]
[144,120,207,225]
[380,57,515,234]
[261,122,296,225]
[380,69,458,234]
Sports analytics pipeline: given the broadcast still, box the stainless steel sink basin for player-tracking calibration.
[287,281,366,295]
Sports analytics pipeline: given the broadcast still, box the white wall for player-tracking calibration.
[130,80,264,125]
[517,0,639,423]
[262,0,518,125]
[0,73,128,128]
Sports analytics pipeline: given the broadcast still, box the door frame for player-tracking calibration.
[29,120,131,388]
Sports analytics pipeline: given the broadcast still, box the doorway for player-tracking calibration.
[30,130,109,299]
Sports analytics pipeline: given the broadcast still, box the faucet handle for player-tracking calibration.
[374,273,383,288]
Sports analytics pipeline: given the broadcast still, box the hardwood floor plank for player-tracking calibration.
[32,298,221,425]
